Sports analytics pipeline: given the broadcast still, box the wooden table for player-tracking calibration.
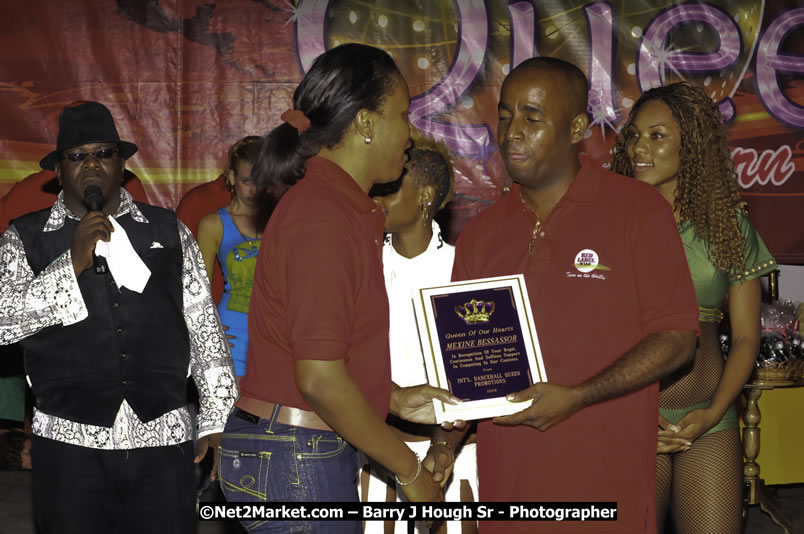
[742,379,802,534]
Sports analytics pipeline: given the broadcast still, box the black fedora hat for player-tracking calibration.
[40,101,138,170]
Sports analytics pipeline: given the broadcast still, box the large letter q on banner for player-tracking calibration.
[293,0,493,160]
[409,0,493,159]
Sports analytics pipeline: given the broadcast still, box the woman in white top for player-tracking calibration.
[365,135,478,534]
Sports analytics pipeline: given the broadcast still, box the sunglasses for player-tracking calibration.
[62,147,119,163]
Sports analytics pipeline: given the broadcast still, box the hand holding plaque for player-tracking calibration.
[413,275,547,423]
[492,382,585,431]
[390,383,462,424]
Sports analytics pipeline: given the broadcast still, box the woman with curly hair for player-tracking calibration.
[611,81,776,533]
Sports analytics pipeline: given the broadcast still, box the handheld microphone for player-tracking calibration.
[83,185,104,213]
[82,186,108,274]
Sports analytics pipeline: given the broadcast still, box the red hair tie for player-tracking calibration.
[280,109,311,134]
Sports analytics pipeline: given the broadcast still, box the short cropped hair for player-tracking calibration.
[406,132,455,210]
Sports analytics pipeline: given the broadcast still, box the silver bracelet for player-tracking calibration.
[394,452,422,487]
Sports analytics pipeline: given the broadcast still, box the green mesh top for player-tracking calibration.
[679,211,776,323]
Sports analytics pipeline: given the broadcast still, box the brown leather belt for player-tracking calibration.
[235,398,332,432]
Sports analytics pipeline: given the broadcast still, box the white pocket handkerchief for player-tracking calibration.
[95,217,152,293]
[150,241,164,249]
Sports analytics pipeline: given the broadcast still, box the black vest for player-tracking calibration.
[13,203,191,427]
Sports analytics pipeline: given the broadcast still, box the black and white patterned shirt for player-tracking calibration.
[0,189,237,449]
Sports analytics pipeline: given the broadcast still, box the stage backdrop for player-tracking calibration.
[0,0,802,262]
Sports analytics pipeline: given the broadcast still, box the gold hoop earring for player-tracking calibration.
[420,203,429,227]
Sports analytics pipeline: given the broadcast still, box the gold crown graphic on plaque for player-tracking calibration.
[455,299,495,324]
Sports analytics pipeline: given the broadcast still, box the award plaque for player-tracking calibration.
[413,274,547,423]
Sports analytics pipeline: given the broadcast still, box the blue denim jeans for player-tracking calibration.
[218,406,361,533]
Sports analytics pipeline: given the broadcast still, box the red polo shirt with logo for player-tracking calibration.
[240,157,391,417]
[453,158,698,533]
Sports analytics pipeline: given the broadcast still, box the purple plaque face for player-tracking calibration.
[430,286,533,401]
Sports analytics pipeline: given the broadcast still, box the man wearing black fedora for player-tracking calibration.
[0,101,237,533]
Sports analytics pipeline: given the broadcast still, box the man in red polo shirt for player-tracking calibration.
[434,58,699,532]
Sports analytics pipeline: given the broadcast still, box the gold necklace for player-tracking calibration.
[520,191,545,254]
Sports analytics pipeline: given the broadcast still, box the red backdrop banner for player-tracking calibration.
[0,0,802,261]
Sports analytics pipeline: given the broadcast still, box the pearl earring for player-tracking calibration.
[364,137,372,145]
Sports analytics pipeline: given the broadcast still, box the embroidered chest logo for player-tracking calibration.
[567,249,611,280]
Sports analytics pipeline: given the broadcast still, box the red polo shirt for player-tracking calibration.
[241,157,391,417]
[453,158,698,533]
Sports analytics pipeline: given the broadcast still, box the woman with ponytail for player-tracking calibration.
[218,44,455,533]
